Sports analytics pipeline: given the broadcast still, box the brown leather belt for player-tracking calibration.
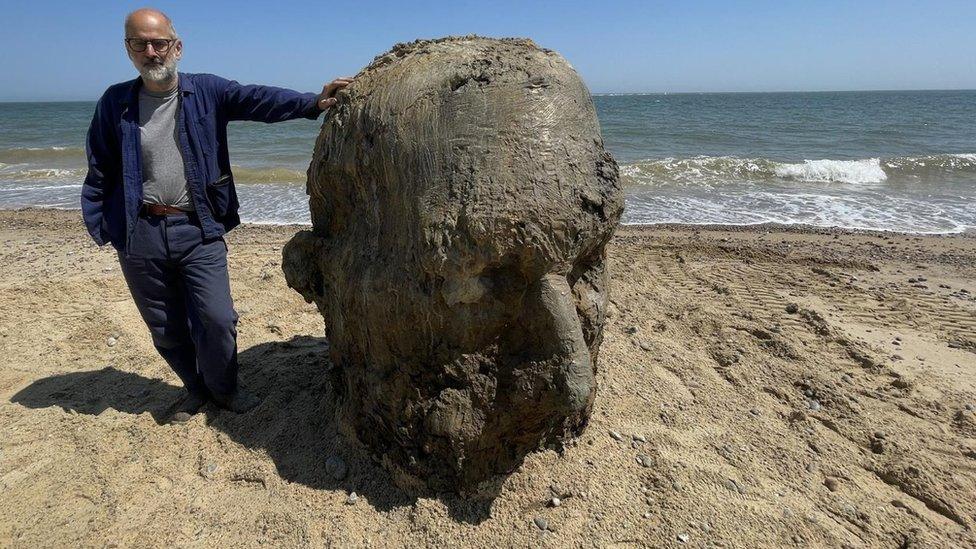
[142,203,188,216]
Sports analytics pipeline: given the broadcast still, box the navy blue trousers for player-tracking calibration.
[118,212,239,397]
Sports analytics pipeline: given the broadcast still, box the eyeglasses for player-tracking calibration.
[125,38,175,53]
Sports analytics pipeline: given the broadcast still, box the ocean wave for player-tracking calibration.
[230,166,307,184]
[0,146,85,163]
[0,163,306,185]
[774,158,887,184]
[0,167,86,181]
[621,153,976,186]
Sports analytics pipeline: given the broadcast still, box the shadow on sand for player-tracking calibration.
[10,335,494,523]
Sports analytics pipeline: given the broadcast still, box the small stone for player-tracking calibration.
[639,341,653,352]
[533,516,548,531]
[806,462,818,474]
[632,434,646,443]
[107,336,117,347]
[636,454,653,468]
[200,463,218,479]
[749,408,761,416]
[677,533,690,543]
[609,430,623,441]
[808,400,821,412]
[625,325,639,334]
[965,404,974,411]
[785,303,799,314]
[346,491,359,505]
[725,479,743,494]
[824,477,839,492]
[643,512,651,519]
[550,497,561,507]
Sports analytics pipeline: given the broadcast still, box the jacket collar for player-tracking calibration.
[120,72,193,105]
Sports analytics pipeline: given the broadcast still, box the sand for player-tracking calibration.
[1,208,974,548]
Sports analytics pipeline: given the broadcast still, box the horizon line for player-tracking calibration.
[1,87,974,103]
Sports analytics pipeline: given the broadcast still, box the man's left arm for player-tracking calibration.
[220,76,354,123]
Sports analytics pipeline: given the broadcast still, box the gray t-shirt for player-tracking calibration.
[138,86,194,211]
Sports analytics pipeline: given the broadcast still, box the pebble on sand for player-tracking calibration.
[609,430,624,441]
[533,516,548,531]
[346,491,359,505]
[677,533,690,543]
[200,463,218,479]
[824,477,839,492]
[107,336,117,347]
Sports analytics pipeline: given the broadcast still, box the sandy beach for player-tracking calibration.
[1,207,974,548]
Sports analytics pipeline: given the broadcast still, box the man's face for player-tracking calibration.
[125,13,182,84]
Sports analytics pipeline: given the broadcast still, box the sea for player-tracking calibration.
[1,90,974,233]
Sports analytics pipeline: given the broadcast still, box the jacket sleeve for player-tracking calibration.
[219,77,322,123]
[80,93,118,246]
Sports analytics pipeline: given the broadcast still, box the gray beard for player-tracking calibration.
[140,60,178,84]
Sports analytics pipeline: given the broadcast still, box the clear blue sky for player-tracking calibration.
[2,0,975,101]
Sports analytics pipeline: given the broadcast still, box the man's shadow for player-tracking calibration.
[9,335,494,524]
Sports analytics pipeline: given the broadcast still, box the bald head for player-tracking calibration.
[124,8,177,38]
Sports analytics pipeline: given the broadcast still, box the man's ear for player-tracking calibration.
[174,40,183,60]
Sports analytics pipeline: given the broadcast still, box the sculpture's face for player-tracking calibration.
[284,37,623,492]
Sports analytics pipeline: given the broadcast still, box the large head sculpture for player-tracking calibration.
[284,36,623,492]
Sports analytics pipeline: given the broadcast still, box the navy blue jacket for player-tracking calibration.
[81,72,320,252]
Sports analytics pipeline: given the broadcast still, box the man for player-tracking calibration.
[81,8,352,422]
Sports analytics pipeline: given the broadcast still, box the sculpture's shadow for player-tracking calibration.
[9,335,494,524]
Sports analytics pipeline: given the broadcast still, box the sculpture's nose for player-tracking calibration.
[523,274,594,416]
[508,274,595,425]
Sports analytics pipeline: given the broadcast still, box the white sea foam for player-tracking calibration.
[7,168,84,181]
[773,158,887,184]
[620,154,976,186]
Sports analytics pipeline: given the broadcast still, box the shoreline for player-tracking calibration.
[6,205,975,237]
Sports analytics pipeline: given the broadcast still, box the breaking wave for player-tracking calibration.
[230,166,307,184]
[0,147,85,163]
[621,154,976,185]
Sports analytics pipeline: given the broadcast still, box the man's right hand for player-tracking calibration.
[318,76,355,110]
